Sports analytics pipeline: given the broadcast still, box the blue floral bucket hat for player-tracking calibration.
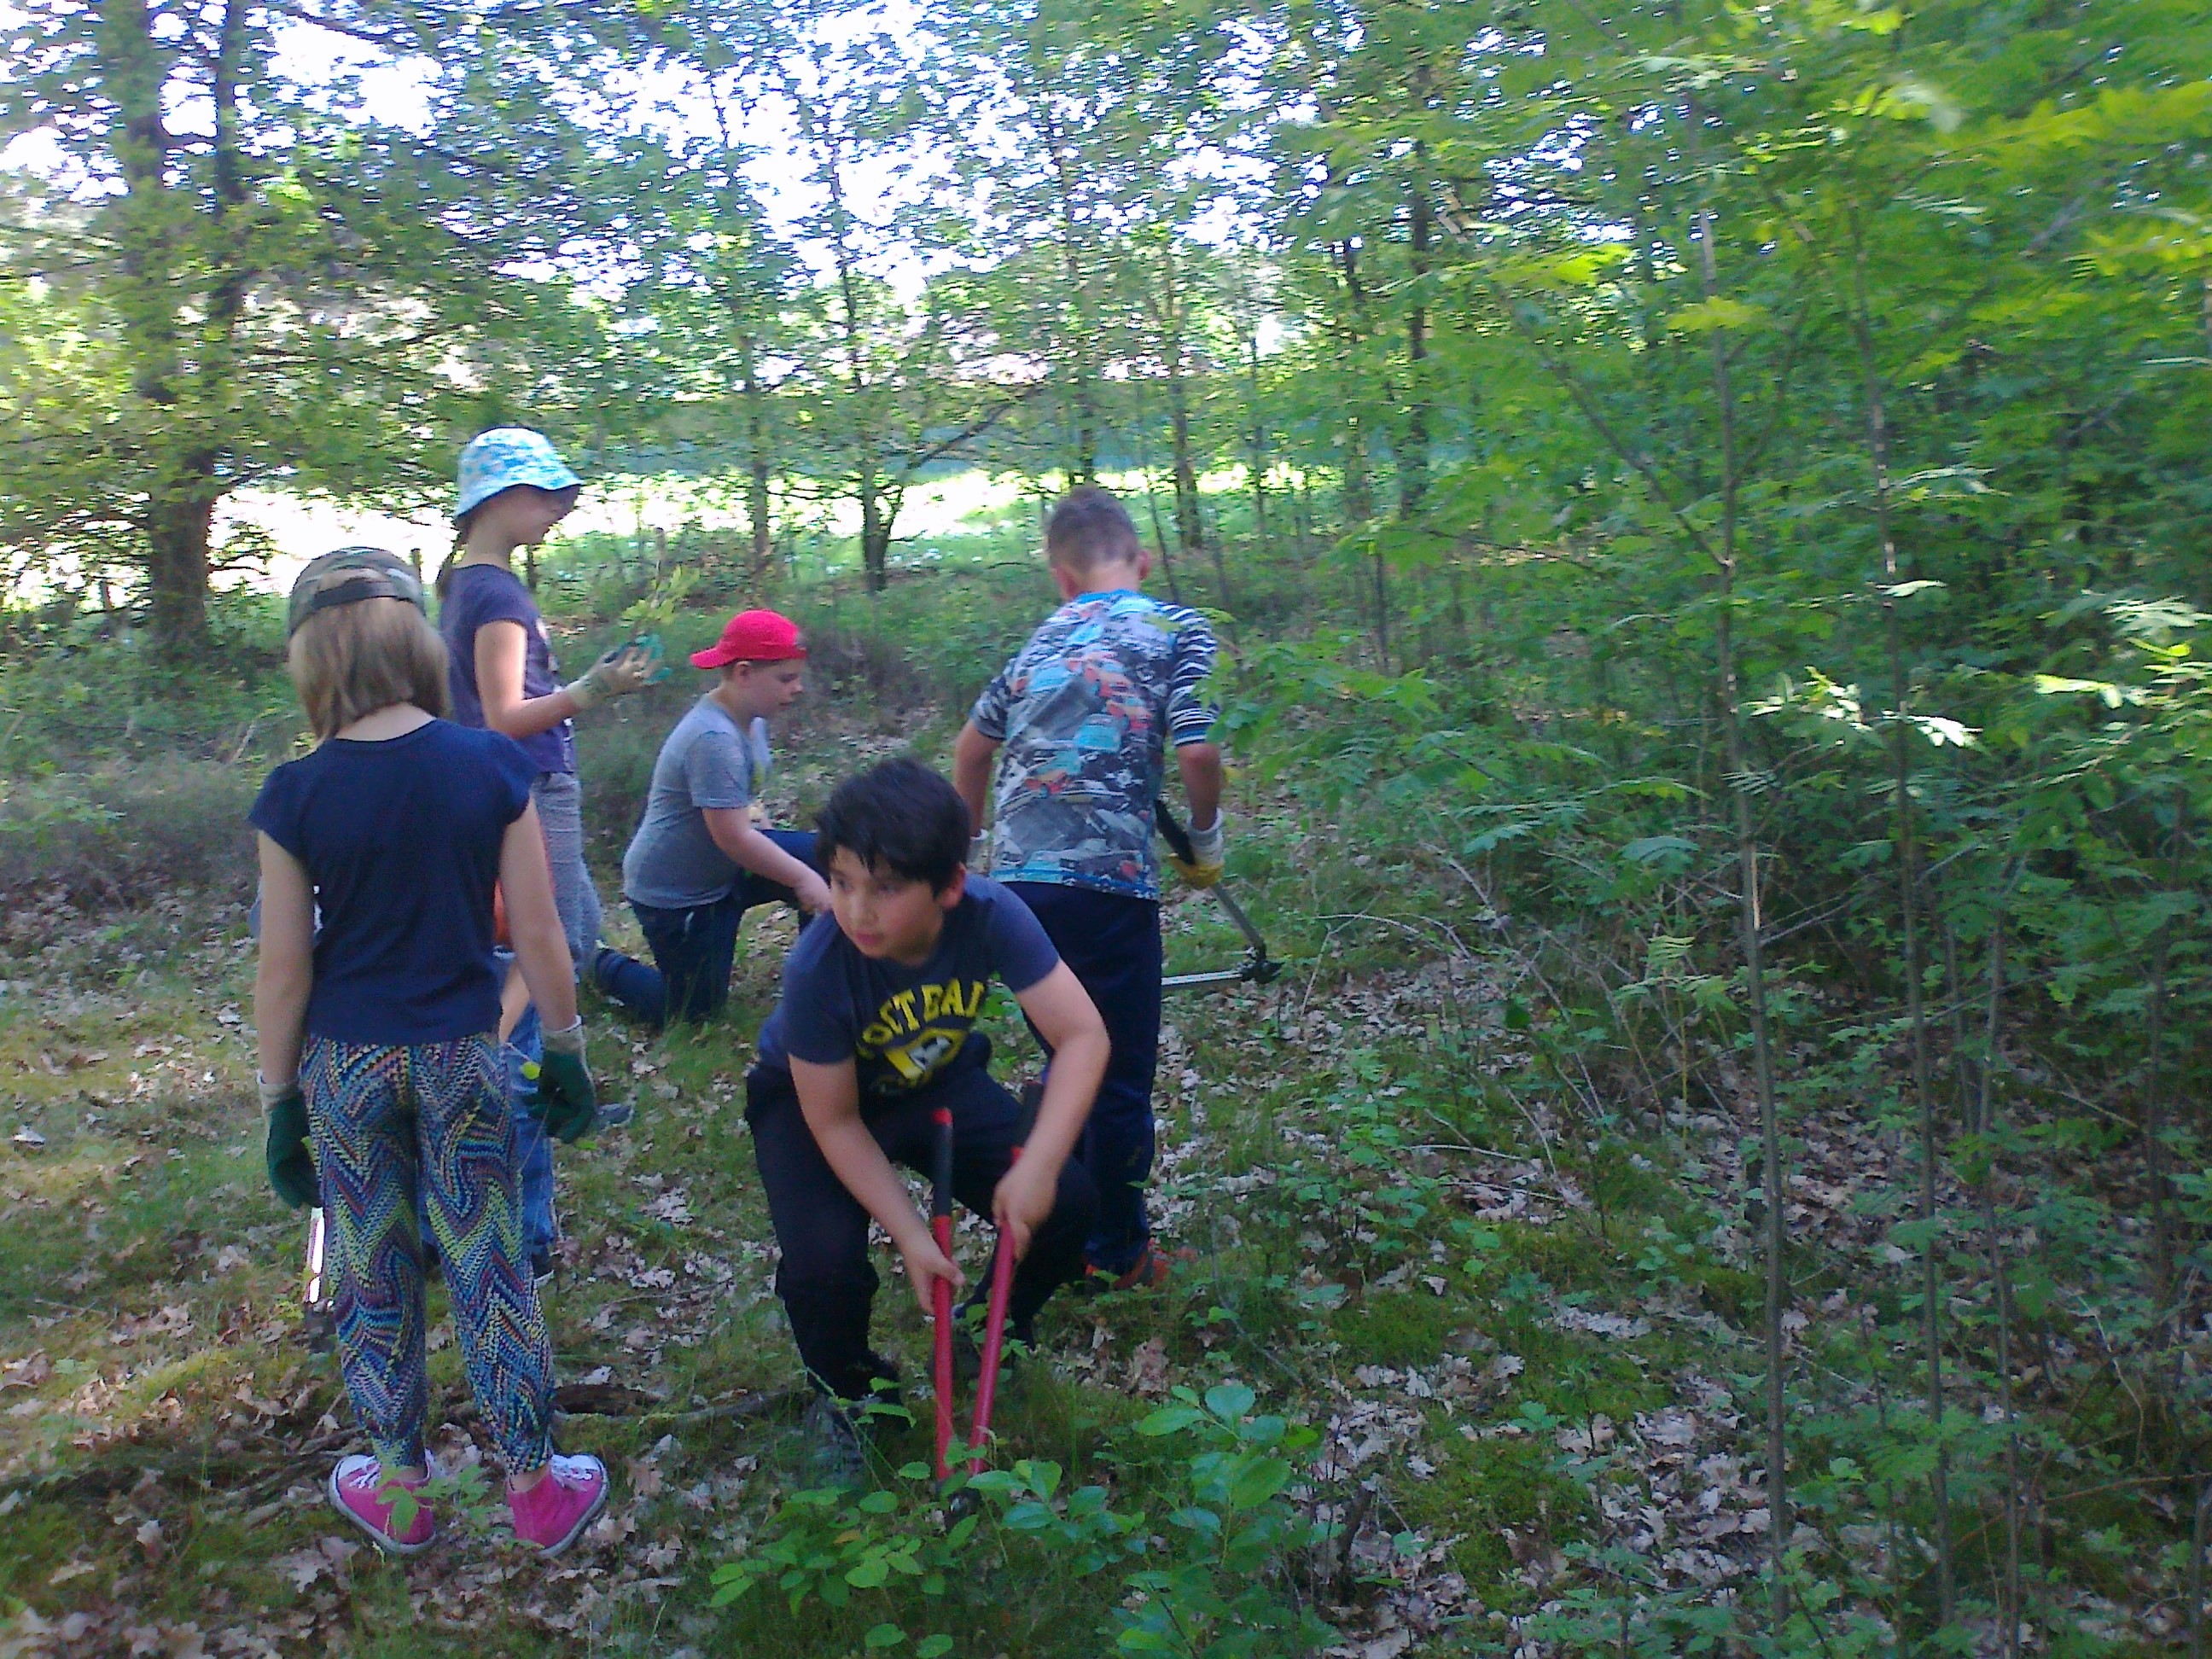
[455,427,583,520]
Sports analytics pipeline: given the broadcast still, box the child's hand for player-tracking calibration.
[566,637,663,708]
[259,1077,316,1210]
[992,1158,1057,1260]
[794,869,832,916]
[1167,813,1225,888]
[900,1232,965,1315]
[529,1018,599,1143]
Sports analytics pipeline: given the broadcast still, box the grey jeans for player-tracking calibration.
[531,770,602,975]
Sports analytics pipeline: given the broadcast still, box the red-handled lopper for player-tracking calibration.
[928,1120,1024,1481]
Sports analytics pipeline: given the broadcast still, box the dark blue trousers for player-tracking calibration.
[746,1043,1097,1402]
[600,830,819,1027]
[1003,882,1161,1276]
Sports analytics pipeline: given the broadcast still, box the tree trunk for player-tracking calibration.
[1397,166,1432,521]
[1159,244,1203,562]
[807,90,884,598]
[1848,210,1954,1627]
[1244,319,1269,551]
[102,0,206,654]
[859,463,888,594]
[744,377,773,574]
[1697,208,1790,1633]
[1039,98,1097,485]
[146,463,217,648]
[1342,416,1372,524]
[1131,390,1185,604]
[1169,375,1202,561]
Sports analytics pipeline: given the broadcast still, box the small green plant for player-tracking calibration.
[1114,1382,1336,1658]
[384,1463,504,1540]
[621,565,701,636]
[967,1456,1141,1575]
[709,1470,961,1655]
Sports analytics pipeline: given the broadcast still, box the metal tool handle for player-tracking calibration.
[930,1106,957,1479]
[1155,800,1201,866]
[302,1207,328,1309]
[968,1148,1021,1472]
[1155,799,1281,987]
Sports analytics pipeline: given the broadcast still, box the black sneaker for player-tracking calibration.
[801,1394,869,1488]
[529,1248,554,1290]
[591,1099,634,1132]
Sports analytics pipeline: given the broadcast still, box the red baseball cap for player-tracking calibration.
[690,608,806,668]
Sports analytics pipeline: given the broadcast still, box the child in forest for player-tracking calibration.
[440,427,664,969]
[952,486,1225,1290]
[599,608,830,1027]
[746,759,1106,1476]
[253,547,609,1556]
[439,427,660,1272]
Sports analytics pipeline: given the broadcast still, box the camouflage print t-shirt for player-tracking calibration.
[970,589,1218,901]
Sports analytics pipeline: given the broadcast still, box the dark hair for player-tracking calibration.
[434,516,474,602]
[1045,486,1141,573]
[816,758,969,892]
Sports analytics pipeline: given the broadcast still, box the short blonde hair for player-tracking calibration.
[287,596,451,739]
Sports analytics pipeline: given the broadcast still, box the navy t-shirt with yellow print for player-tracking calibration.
[754,877,1060,1103]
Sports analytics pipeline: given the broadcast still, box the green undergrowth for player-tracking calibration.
[0,695,1679,1656]
[3,535,2202,1656]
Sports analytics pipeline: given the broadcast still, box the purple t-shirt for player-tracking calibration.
[439,562,573,775]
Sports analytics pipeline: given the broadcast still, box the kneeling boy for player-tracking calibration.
[597,608,829,1027]
[747,758,1104,1447]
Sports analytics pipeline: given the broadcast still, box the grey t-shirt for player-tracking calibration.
[621,696,771,910]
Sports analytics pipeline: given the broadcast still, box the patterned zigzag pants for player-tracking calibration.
[303,1033,554,1473]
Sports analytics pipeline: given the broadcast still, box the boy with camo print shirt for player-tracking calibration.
[953,486,1226,1289]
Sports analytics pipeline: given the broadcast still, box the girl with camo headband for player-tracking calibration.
[253,546,610,1556]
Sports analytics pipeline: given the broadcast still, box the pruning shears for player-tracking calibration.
[1155,799,1282,992]
[930,1111,1019,1480]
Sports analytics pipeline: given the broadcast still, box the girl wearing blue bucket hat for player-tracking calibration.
[439,429,667,1270]
[440,428,667,962]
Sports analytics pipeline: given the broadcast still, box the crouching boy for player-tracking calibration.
[597,608,829,1027]
[746,758,1104,1470]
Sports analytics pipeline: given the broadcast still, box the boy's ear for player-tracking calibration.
[1049,561,1083,602]
[934,865,969,911]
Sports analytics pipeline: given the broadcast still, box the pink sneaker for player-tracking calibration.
[509,1452,608,1555]
[327,1454,434,1555]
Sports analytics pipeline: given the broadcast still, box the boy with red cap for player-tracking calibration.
[594,609,830,1027]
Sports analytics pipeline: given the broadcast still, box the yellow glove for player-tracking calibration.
[1167,815,1225,888]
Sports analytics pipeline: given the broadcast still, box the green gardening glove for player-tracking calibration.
[260,1077,317,1210]
[528,1019,598,1144]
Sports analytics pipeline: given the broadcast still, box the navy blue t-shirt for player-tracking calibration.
[439,562,573,776]
[756,876,1060,1102]
[250,719,538,1045]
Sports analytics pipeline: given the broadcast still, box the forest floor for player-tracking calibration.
[0,681,2181,1656]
